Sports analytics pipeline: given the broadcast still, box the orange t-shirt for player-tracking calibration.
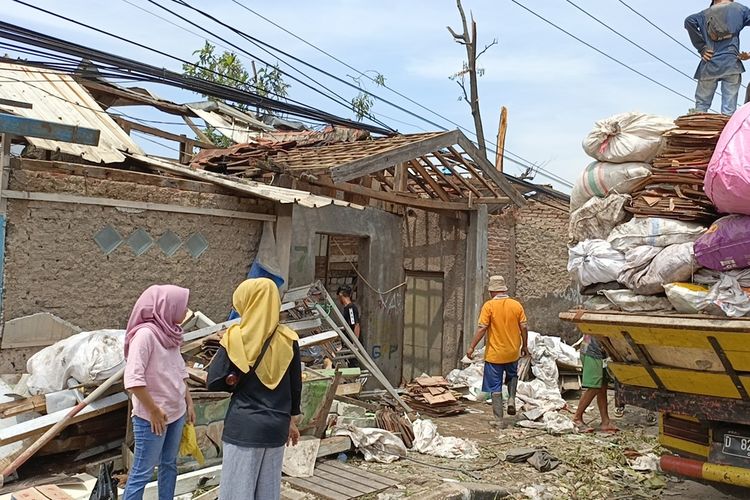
[478,296,527,364]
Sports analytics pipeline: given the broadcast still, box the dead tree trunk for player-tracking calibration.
[448,0,495,160]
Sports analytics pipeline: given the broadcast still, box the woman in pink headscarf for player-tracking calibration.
[123,285,195,500]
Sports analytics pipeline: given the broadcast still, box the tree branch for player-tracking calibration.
[476,39,498,60]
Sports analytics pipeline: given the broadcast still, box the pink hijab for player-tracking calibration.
[125,285,190,358]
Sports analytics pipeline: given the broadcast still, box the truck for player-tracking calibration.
[560,309,750,489]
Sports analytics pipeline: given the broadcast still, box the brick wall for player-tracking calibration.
[0,163,272,371]
[488,193,578,342]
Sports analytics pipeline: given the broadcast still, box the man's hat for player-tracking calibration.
[488,275,508,293]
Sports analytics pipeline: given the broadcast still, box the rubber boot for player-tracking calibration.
[490,392,505,428]
[507,377,518,416]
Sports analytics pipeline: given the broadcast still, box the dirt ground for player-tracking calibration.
[285,392,749,500]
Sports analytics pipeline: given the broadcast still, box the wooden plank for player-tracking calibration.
[182,319,240,343]
[432,151,483,197]
[192,487,219,500]
[423,392,457,405]
[495,106,508,172]
[285,474,360,499]
[0,98,32,109]
[445,145,501,197]
[0,113,100,146]
[285,317,323,332]
[33,486,74,500]
[314,372,342,438]
[113,116,214,150]
[11,488,49,500]
[407,160,450,202]
[316,436,352,458]
[1,312,80,349]
[420,155,467,197]
[80,80,193,117]
[283,477,350,500]
[0,393,128,447]
[2,190,275,222]
[134,465,222,500]
[308,469,372,495]
[335,382,362,396]
[316,461,398,487]
[299,331,339,348]
[0,395,46,418]
[312,178,472,211]
[455,134,526,206]
[329,130,461,183]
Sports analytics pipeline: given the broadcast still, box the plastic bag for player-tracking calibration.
[664,283,710,314]
[570,161,651,211]
[89,463,117,500]
[705,274,750,317]
[569,194,631,244]
[705,103,750,215]
[179,423,205,465]
[27,330,125,395]
[694,215,750,271]
[619,243,697,295]
[607,217,706,252]
[568,240,626,289]
[582,112,674,163]
[601,290,673,312]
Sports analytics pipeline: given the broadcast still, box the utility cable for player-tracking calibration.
[510,0,696,104]
[617,0,697,57]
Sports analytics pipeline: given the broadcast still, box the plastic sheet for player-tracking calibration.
[334,425,406,463]
[411,419,479,459]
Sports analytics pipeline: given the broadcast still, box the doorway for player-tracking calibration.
[402,272,445,381]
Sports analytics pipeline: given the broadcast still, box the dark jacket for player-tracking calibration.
[207,341,302,448]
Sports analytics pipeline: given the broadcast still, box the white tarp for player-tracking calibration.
[411,419,480,459]
[26,330,125,395]
[334,425,406,463]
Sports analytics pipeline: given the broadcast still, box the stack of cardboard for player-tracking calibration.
[628,113,729,222]
[404,376,465,417]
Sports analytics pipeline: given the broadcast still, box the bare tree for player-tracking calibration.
[448,0,497,159]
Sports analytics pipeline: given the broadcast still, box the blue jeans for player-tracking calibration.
[123,414,185,500]
[695,74,742,115]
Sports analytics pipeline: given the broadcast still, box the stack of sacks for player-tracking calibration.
[569,110,750,317]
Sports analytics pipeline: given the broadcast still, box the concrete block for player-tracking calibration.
[337,416,376,428]
[282,436,320,478]
[336,401,367,418]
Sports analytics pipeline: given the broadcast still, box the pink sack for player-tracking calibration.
[694,215,750,271]
[705,104,750,215]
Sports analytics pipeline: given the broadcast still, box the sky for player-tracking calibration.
[2,0,726,192]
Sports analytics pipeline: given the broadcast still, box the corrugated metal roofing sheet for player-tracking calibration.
[129,153,363,210]
[0,62,143,163]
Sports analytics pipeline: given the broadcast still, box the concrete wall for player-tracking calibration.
[1,164,272,371]
[288,205,405,385]
[488,194,578,343]
[403,209,467,376]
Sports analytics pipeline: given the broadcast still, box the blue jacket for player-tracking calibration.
[685,2,750,79]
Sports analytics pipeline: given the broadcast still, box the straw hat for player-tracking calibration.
[488,275,508,293]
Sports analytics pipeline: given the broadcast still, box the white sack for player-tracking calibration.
[582,112,674,163]
[568,240,626,289]
[411,419,479,459]
[26,330,125,395]
[704,274,750,317]
[569,194,631,244]
[518,412,575,434]
[619,243,698,295]
[664,283,711,314]
[608,218,706,253]
[570,162,651,211]
[695,268,750,288]
[334,425,406,463]
[601,290,673,312]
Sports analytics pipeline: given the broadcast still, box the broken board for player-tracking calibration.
[2,313,80,349]
[284,460,398,500]
[11,485,73,500]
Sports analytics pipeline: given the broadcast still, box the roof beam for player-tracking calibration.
[80,80,194,116]
[329,130,461,183]
[432,151,483,198]
[456,134,526,206]
[420,155,467,198]
[446,146,501,197]
[312,177,475,211]
[0,113,100,145]
[408,159,451,202]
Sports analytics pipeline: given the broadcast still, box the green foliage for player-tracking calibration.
[182,41,290,147]
[349,71,386,121]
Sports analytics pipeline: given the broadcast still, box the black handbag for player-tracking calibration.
[206,330,276,392]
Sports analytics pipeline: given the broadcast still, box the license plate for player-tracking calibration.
[722,434,750,459]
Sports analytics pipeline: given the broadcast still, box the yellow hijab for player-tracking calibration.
[220,278,299,389]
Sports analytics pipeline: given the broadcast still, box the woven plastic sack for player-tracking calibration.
[664,283,710,314]
[618,243,698,295]
[705,103,750,215]
[694,215,750,271]
[570,161,651,211]
[583,112,674,163]
[569,194,631,244]
[568,240,626,289]
[601,290,673,312]
[607,217,706,253]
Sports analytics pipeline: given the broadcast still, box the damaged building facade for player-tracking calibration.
[0,60,570,385]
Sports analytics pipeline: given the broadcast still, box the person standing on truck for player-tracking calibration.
[573,335,618,433]
[685,0,750,115]
[466,276,529,428]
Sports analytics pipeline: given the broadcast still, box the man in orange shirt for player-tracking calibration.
[466,276,529,428]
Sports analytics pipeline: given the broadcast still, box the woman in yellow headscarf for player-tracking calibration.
[207,278,301,500]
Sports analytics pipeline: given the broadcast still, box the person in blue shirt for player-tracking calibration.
[685,0,750,115]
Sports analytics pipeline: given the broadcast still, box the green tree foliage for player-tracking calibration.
[183,41,290,147]
[350,72,386,121]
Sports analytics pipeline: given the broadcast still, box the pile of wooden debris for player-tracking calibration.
[404,376,465,417]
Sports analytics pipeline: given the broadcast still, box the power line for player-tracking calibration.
[510,0,696,104]
[143,0,395,132]
[617,0,698,57]
[229,1,575,186]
